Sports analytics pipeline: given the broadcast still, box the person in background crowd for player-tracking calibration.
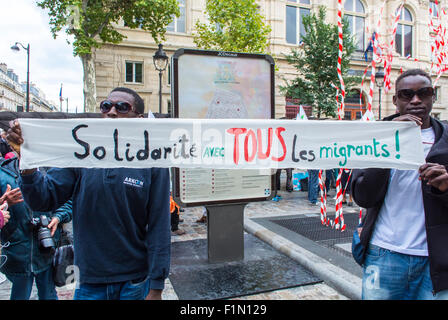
[0,186,14,285]
[351,69,448,300]
[275,168,293,192]
[7,87,171,300]
[325,169,336,194]
[272,168,293,202]
[170,195,185,235]
[0,182,23,229]
[0,155,72,300]
[0,184,23,209]
[307,169,320,205]
[0,202,10,229]
[0,129,12,158]
[341,170,353,206]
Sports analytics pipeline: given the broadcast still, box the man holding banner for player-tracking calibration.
[351,69,448,300]
[4,70,436,301]
[7,87,171,300]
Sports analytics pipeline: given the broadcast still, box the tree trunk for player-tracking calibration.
[81,53,97,113]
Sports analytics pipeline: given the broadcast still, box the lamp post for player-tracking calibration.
[10,42,30,112]
[375,67,385,120]
[153,43,169,114]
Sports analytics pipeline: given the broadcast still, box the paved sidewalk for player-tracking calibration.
[0,172,362,300]
[167,171,362,300]
[166,172,361,300]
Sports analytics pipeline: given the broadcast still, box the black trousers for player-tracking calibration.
[171,207,179,231]
[275,168,293,191]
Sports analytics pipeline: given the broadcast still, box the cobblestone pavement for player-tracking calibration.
[0,171,360,300]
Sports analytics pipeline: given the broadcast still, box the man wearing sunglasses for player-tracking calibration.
[351,69,448,300]
[7,87,171,300]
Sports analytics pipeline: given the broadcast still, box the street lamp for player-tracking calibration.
[11,42,30,112]
[153,43,168,114]
[375,67,385,120]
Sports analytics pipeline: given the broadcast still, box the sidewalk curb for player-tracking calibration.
[244,218,362,300]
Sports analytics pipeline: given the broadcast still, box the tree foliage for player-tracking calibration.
[280,6,360,118]
[37,0,180,111]
[38,0,180,56]
[193,0,271,53]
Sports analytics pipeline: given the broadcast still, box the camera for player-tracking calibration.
[30,215,55,250]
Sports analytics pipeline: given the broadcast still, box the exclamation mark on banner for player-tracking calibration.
[395,130,400,159]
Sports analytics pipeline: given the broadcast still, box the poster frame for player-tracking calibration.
[171,48,276,207]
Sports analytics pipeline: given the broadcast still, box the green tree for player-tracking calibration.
[280,6,360,119]
[192,0,271,53]
[38,0,180,112]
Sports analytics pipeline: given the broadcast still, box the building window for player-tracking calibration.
[167,0,186,33]
[286,0,311,45]
[430,0,439,17]
[125,61,143,83]
[344,89,366,120]
[344,0,366,51]
[395,6,413,57]
[123,17,144,28]
[434,86,440,101]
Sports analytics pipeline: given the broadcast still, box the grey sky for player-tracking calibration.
[0,0,83,112]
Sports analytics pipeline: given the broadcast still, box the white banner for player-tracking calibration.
[19,118,425,170]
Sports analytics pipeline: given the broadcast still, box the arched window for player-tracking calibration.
[286,0,311,45]
[395,6,413,57]
[344,0,366,51]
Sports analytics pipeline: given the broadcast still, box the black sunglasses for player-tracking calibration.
[100,100,134,114]
[397,87,434,102]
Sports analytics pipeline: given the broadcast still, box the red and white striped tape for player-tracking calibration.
[429,0,448,87]
[318,170,327,225]
[334,169,346,231]
[336,0,345,120]
[366,1,385,114]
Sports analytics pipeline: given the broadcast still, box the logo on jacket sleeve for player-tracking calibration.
[123,177,144,188]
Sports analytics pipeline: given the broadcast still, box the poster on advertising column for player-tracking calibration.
[171,48,275,207]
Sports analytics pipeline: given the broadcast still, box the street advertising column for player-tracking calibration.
[171,49,275,207]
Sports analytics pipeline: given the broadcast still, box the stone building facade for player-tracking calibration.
[0,64,25,111]
[93,0,447,120]
[0,63,56,113]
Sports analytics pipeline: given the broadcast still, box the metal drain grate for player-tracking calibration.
[269,212,359,255]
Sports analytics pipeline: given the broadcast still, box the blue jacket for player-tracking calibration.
[19,167,171,290]
[0,157,72,275]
